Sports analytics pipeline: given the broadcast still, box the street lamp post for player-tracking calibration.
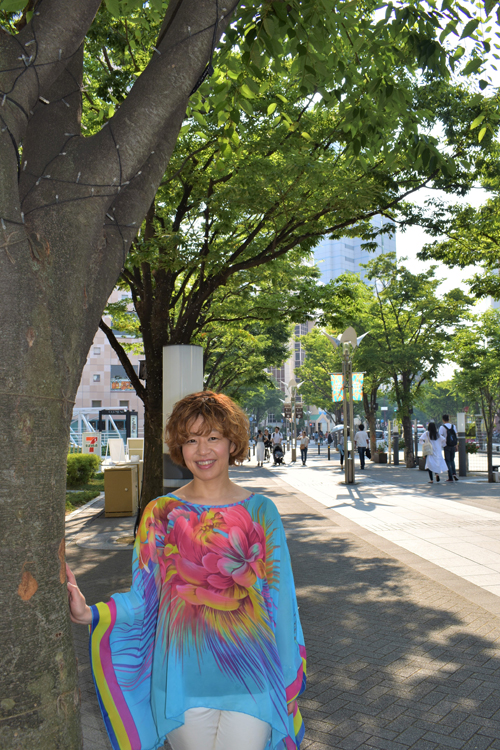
[322,326,369,485]
[457,411,467,477]
[279,378,303,463]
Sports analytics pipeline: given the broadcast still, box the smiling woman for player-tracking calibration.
[66,390,307,750]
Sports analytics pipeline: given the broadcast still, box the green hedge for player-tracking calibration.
[67,453,101,487]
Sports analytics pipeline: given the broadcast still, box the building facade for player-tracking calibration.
[72,289,145,439]
[313,215,396,284]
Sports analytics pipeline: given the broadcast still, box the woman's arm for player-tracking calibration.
[66,563,93,625]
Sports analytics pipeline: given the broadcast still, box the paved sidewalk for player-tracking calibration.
[67,462,500,750]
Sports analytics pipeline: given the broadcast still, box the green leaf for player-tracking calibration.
[262,16,275,37]
[240,84,256,99]
[460,18,480,40]
[301,131,312,141]
[276,94,288,103]
[462,58,483,76]
[193,111,207,127]
[0,0,27,10]
[267,102,277,115]
[239,98,253,116]
[104,0,121,18]
[470,114,485,130]
[478,126,487,142]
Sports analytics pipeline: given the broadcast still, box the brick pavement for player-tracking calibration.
[66,466,500,750]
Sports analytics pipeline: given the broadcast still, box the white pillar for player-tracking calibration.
[163,345,204,492]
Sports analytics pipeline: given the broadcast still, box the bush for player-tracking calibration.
[465,442,479,454]
[67,453,101,487]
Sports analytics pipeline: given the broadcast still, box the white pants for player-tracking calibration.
[167,707,272,750]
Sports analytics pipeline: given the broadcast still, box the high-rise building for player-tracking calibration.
[313,215,396,284]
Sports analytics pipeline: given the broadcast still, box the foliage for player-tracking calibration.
[452,309,500,481]
[295,329,340,412]
[66,454,101,487]
[415,379,464,422]
[238,383,285,430]
[319,255,473,466]
[465,442,479,454]
[202,319,292,398]
[377,441,388,452]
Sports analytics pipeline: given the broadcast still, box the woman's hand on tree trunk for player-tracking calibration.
[66,563,93,625]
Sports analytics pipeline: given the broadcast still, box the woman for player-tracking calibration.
[419,421,448,483]
[67,391,306,750]
[256,428,265,467]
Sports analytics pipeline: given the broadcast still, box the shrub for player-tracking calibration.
[465,442,479,454]
[376,441,388,453]
[67,453,101,487]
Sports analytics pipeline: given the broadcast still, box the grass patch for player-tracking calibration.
[66,473,104,514]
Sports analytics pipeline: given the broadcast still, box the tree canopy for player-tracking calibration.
[319,255,473,465]
[452,309,500,482]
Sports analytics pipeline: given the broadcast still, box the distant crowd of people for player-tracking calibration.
[253,415,460,483]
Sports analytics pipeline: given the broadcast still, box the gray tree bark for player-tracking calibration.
[0,1,236,747]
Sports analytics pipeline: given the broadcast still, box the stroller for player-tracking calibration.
[273,443,285,466]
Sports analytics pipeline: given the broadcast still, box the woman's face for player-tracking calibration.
[181,416,235,482]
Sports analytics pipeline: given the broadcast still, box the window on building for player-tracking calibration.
[91,400,102,408]
[119,400,129,408]
[345,256,355,263]
[93,374,101,382]
[92,346,101,355]
[267,414,276,423]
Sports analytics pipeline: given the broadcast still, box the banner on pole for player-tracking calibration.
[330,374,343,402]
[352,372,364,401]
[331,373,364,401]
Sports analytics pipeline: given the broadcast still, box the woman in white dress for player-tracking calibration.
[419,422,448,483]
[255,429,265,467]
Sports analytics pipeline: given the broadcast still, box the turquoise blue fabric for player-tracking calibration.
[89,493,307,750]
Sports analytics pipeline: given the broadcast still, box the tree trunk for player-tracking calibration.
[0,3,234,746]
[141,373,165,511]
[402,413,415,468]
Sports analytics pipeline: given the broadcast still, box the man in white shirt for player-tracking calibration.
[354,424,369,469]
[439,414,458,482]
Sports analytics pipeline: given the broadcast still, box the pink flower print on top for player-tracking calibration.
[164,504,267,612]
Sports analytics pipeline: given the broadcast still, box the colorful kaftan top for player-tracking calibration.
[89,493,307,750]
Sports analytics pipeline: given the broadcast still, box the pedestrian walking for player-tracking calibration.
[419,422,448,483]
[66,391,306,750]
[354,424,369,470]
[299,431,309,465]
[439,414,459,482]
[256,429,265,467]
[339,431,346,467]
[263,429,271,462]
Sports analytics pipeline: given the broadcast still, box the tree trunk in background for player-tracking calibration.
[402,413,415,468]
[141,359,165,510]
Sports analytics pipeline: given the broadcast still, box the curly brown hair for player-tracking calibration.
[164,391,249,467]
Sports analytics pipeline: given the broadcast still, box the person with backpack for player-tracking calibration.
[439,414,459,482]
